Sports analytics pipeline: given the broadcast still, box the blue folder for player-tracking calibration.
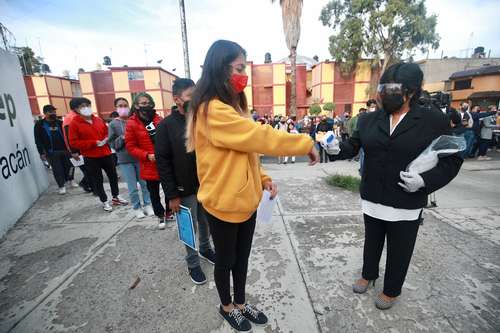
[176,205,197,250]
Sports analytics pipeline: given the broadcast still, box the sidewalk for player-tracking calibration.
[0,159,499,332]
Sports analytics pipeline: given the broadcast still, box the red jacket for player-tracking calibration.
[125,113,162,180]
[68,114,111,158]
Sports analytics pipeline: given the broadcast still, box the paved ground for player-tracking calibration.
[0,152,499,332]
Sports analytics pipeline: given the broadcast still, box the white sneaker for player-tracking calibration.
[69,180,79,188]
[58,187,67,195]
[103,202,113,212]
[484,156,492,160]
[135,209,146,219]
[143,205,155,217]
[158,218,166,230]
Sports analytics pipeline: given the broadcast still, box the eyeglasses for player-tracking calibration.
[377,83,404,95]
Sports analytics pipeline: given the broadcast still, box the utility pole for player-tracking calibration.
[179,0,191,78]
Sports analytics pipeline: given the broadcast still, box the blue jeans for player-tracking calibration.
[181,194,212,269]
[464,130,476,157]
[119,162,151,210]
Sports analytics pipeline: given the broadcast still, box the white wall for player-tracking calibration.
[0,49,49,237]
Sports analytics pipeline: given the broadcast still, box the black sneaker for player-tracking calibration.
[239,303,268,326]
[165,211,176,222]
[199,249,216,265]
[218,306,252,332]
[188,266,207,285]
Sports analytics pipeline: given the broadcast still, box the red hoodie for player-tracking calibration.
[68,114,112,158]
[125,113,162,180]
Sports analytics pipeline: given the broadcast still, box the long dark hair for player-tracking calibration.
[186,40,247,152]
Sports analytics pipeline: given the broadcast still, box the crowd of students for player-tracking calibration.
[33,38,499,332]
[447,103,500,160]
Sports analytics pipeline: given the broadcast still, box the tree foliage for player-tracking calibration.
[323,102,336,112]
[309,103,322,115]
[13,46,44,75]
[320,0,440,73]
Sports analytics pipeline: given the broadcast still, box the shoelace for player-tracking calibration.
[229,309,245,325]
[243,304,260,319]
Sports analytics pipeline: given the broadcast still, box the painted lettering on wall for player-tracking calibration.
[0,93,17,127]
[0,144,31,180]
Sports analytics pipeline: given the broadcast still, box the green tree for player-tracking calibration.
[309,103,322,116]
[13,46,43,75]
[323,102,336,114]
[272,0,303,117]
[320,0,440,73]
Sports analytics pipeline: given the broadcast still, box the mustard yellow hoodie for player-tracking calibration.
[194,99,314,223]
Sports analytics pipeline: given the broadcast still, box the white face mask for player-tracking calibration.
[80,107,93,116]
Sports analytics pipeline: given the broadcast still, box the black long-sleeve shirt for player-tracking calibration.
[330,104,463,209]
[154,107,199,200]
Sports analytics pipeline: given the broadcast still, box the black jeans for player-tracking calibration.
[362,214,421,297]
[478,138,491,156]
[206,211,256,306]
[47,151,73,188]
[145,180,169,218]
[84,155,119,202]
[78,165,92,190]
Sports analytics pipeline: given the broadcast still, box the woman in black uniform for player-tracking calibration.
[325,63,463,309]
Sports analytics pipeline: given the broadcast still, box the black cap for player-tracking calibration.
[43,105,56,113]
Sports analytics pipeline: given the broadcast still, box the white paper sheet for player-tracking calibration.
[70,156,84,167]
[256,190,277,224]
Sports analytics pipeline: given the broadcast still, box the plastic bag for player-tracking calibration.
[320,131,340,155]
[406,135,466,174]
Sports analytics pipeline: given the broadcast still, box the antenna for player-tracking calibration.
[144,43,149,66]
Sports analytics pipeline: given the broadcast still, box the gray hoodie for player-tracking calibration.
[108,118,136,164]
[480,115,498,140]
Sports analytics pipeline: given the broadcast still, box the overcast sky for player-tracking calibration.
[1,0,499,80]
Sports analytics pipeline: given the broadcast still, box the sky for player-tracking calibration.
[1,0,500,80]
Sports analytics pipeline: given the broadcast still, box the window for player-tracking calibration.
[128,71,144,80]
[454,79,472,90]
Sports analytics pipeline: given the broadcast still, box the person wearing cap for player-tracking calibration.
[34,104,78,194]
[324,63,463,310]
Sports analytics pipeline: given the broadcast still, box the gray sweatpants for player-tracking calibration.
[181,194,212,268]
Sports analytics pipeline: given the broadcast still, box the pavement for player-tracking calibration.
[0,152,499,333]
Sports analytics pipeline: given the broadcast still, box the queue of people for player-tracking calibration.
[33,38,499,332]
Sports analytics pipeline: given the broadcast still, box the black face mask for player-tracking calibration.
[47,114,57,121]
[382,94,405,114]
[461,106,468,112]
[138,106,156,121]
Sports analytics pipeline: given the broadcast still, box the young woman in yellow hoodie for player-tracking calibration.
[186,40,319,332]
